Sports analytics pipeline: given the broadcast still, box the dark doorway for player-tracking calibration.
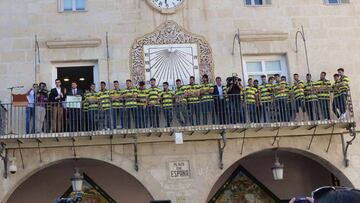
[57,66,94,93]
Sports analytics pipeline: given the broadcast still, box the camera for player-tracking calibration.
[226,73,242,95]
[8,157,17,174]
[37,82,48,94]
[226,73,239,87]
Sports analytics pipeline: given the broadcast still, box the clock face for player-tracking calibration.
[151,0,184,10]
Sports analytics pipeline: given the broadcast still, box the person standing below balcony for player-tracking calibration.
[304,73,320,121]
[258,75,272,123]
[148,78,161,128]
[66,82,84,132]
[200,74,214,125]
[123,79,138,129]
[137,81,149,128]
[35,82,48,133]
[274,74,289,122]
[49,79,66,132]
[185,76,201,126]
[336,68,350,119]
[292,73,306,122]
[97,82,111,130]
[317,72,332,120]
[26,83,38,134]
[245,78,258,123]
[213,77,228,125]
[161,82,174,127]
[174,79,188,126]
[110,81,124,129]
[84,83,98,131]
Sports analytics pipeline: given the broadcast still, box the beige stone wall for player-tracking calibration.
[0,0,360,105]
[0,134,359,203]
[1,0,360,202]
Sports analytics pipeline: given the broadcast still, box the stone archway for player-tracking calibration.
[129,20,215,86]
[6,158,154,203]
[207,148,353,202]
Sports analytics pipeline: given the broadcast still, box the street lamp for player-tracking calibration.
[71,168,84,193]
[271,151,284,181]
[55,168,84,203]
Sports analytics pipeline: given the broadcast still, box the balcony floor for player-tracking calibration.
[0,119,355,149]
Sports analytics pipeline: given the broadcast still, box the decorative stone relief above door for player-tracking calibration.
[130,20,214,86]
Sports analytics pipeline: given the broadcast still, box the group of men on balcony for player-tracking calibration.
[25,80,84,133]
[216,68,349,125]
[24,68,350,134]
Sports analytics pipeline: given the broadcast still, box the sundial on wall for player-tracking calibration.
[144,43,199,87]
[130,20,214,86]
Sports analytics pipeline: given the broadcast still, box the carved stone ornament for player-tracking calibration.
[130,20,214,85]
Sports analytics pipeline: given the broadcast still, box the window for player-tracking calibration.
[325,0,350,4]
[59,0,87,12]
[243,55,288,83]
[244,0,271,6]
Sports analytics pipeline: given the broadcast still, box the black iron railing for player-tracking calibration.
[0,91,354,136]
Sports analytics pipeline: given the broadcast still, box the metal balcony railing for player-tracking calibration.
[0,90,354,137]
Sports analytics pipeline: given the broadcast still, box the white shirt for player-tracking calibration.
[217,84,224,99]
[72,88,77,95]
[27,90,35,107]
[56,87,61,95]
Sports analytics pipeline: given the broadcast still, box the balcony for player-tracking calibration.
[0,90,355,138]
[0,91,356,170]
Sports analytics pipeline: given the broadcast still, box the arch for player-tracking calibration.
[6,158,154,203]
[207,147,353,202]
[1,146,166,203]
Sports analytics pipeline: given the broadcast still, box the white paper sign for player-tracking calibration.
[175,132,183,144]
[65,96,82,109]
[168,161,190,180]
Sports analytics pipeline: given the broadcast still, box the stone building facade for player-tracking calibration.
[0,0,360,203]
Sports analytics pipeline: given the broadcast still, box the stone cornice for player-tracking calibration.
[240,32,288,42]
[46,38,102,49]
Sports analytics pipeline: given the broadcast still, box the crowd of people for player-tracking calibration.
[24,68,350,133]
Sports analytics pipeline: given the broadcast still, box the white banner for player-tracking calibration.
[65,96,82,109]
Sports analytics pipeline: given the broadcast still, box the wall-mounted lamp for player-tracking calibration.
[271,150,284,181]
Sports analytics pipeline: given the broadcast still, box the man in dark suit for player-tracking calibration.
[213,77,228,124]
[66,82,84,132]
[49,78,66,132]
[67,82,84,97]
